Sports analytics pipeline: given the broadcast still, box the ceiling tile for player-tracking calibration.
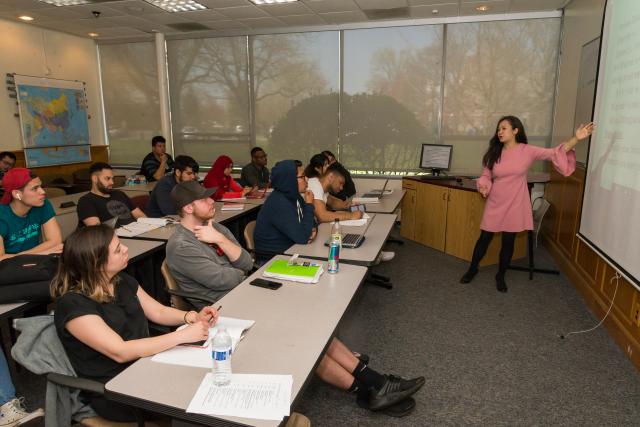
[304,0,360,14]
[173,9,228,21]
[91,26,149,38]
[199,19,249,30]
[77,16,137,28]
[143,12,190,24]
[198,0,249,8]
[408,0,455,5]
[65,4,127,19]
[319,10,368,24]
[216,5,269,19]
[0,0,51,10]
[409,3,458,18]
[237,16,285,29]
[277,13,326,26]
[21,7,85,20]
[103,0,163,16]
[459,0,509,16]
[355,0,408,9]
[257,2,312,17]
[509,0,565,12]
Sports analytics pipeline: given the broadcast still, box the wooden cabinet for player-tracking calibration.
[400,177,525,266]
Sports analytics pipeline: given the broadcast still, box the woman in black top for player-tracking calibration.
[51,225,218,422]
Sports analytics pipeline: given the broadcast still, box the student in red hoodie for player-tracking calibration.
[203,155,252,200]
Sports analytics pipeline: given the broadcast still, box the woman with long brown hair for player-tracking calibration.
[51,225,218,422]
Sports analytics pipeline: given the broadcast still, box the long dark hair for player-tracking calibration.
[304,154,329,178]
[482,116,528,170]
[51,225,116,303]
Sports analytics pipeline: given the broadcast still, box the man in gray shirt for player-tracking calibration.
[165,181,253,309]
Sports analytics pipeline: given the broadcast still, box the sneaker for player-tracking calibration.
[368,374,425,411]
[380,251,395,262]
[0,398,44,427]
[357,394,416,417]
[459,268,478,284]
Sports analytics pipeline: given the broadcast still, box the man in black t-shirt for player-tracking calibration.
[77,162,146,228]
[139,136,174,182]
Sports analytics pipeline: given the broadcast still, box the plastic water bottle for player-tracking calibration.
[328,218,341,274]
[211,328,232,386]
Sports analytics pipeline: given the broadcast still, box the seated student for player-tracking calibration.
[203,155,253,201]
[254,160,316,264]
[322,150,356,201]
[165,181,253,308]
[146,155,199,217]
[306,162,363,223]
[140,135,174,182]
[77,162,146,228]
[1,343,44,424]
[170,175,424,416]
[304,153,329,180]
[51,225,217,422]
[0,168,63,260]
[240,147,270,189]
[0,151,16,187]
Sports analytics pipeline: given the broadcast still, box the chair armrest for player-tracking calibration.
[165,288,217,304]
[47,373,105,395]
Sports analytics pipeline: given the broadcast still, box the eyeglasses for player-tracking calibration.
[296,175,306,180]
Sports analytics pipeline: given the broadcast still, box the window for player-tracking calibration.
[342,25,444,173]
[252,31,339,167]
[166,37,250,169]
[100,42,161,166]
[442,18,561,172]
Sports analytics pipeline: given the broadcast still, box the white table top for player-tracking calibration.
[121,203,261,242]
[50,191,88,215]
[286,213,397,266]
[116,182,157,193]
[0,302,38,320]
[355,189,405,214]
[106,255,367,427]
[122,239,165,263]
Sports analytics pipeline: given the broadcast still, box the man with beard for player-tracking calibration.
[146,155,199,217]
[77,162,146,228]
[165,181,253,309]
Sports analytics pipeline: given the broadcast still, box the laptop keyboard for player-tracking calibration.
[342,233,361,246]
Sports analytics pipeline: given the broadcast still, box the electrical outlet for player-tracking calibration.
[632,301,640,328]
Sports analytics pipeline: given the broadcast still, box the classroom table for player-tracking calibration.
[0,302,40,322]
[285,213,397,266]
[106,255,368,427]
[355,189,405,214]
[116,182,157,193]
[50,191,88,239]
[122,239,165,263]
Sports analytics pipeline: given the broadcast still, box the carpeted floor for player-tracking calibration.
[5,229,640,426]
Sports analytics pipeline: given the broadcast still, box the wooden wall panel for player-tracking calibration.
[542,167,640,371]
[11,146,108,184]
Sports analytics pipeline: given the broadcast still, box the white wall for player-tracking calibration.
[552,0,606,160]
[0,18,104,151]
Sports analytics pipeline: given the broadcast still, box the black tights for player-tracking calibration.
[469,231,516,279]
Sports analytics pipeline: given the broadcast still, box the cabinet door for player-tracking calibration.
[415,183,448,251]
[445,188,486,261]
[400,188,417,240]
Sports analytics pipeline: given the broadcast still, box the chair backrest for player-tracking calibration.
[129,194,149,213]
[244,220,257,253]
[532,197,551,247]
[43,187,66,198]
[160,260,192,311]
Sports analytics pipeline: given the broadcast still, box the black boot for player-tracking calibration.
[495,274,507,293]
[460,268,478,284]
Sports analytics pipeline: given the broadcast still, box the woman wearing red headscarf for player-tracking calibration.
[203,156,253,200]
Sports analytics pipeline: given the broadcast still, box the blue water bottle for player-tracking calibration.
[328,218,341,273]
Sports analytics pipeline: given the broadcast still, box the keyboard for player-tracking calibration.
[342,233,361,245]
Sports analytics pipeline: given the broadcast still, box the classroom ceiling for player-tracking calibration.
[0,0,568,41]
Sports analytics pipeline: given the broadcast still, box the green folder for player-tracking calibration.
[264,259,320,278]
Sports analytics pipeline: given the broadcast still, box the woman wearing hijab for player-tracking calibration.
[203,155,252,201]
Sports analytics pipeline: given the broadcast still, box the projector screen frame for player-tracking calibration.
[576,0,640,292]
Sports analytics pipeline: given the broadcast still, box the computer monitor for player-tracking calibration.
[419,144,452,176]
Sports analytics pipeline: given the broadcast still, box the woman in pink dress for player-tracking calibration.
[460,116,594,292]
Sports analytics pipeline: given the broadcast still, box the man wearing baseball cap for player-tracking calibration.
[0,168,62,260]
[165,181,253,309]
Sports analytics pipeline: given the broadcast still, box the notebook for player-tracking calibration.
[263,259,324,284]
[221,202,245,211]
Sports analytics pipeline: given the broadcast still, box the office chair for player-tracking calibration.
[129,195,150,213]
[160,260,216,311]
[508,197,559,279]
[43,187,66,198]
[243,220,257,257]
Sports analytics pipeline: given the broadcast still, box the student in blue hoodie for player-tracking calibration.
[254,160,316,264]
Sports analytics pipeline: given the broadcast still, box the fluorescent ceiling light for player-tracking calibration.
[19,15,35,21]
[249,0,300,5]
[475,5,490,12]
[38,0,92,5]
[144,0,207,12]
[88,32,99,37]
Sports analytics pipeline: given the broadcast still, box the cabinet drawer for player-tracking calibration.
[402,179,418,191]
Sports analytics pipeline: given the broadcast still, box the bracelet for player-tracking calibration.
[183,310,195,324]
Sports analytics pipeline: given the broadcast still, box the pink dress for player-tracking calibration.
[477,143,576,232]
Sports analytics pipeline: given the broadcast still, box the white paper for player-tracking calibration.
[339,213,370,227]
[221,197,247,201]
[151,317,255,368]
[221,203,245,211]
[186,373,292,421]
[136,217,168,226]
[115,221,161,237]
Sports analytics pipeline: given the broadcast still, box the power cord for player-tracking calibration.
[558,272,620,339]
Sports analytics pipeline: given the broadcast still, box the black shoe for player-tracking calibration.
[353,352,370,364]
[495,274,508,293]
[368,375,425,411]
[357,394,416,417]
[460,268,478,284]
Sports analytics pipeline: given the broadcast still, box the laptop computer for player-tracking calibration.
[325,213,376,249]
[361,179,389,200]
